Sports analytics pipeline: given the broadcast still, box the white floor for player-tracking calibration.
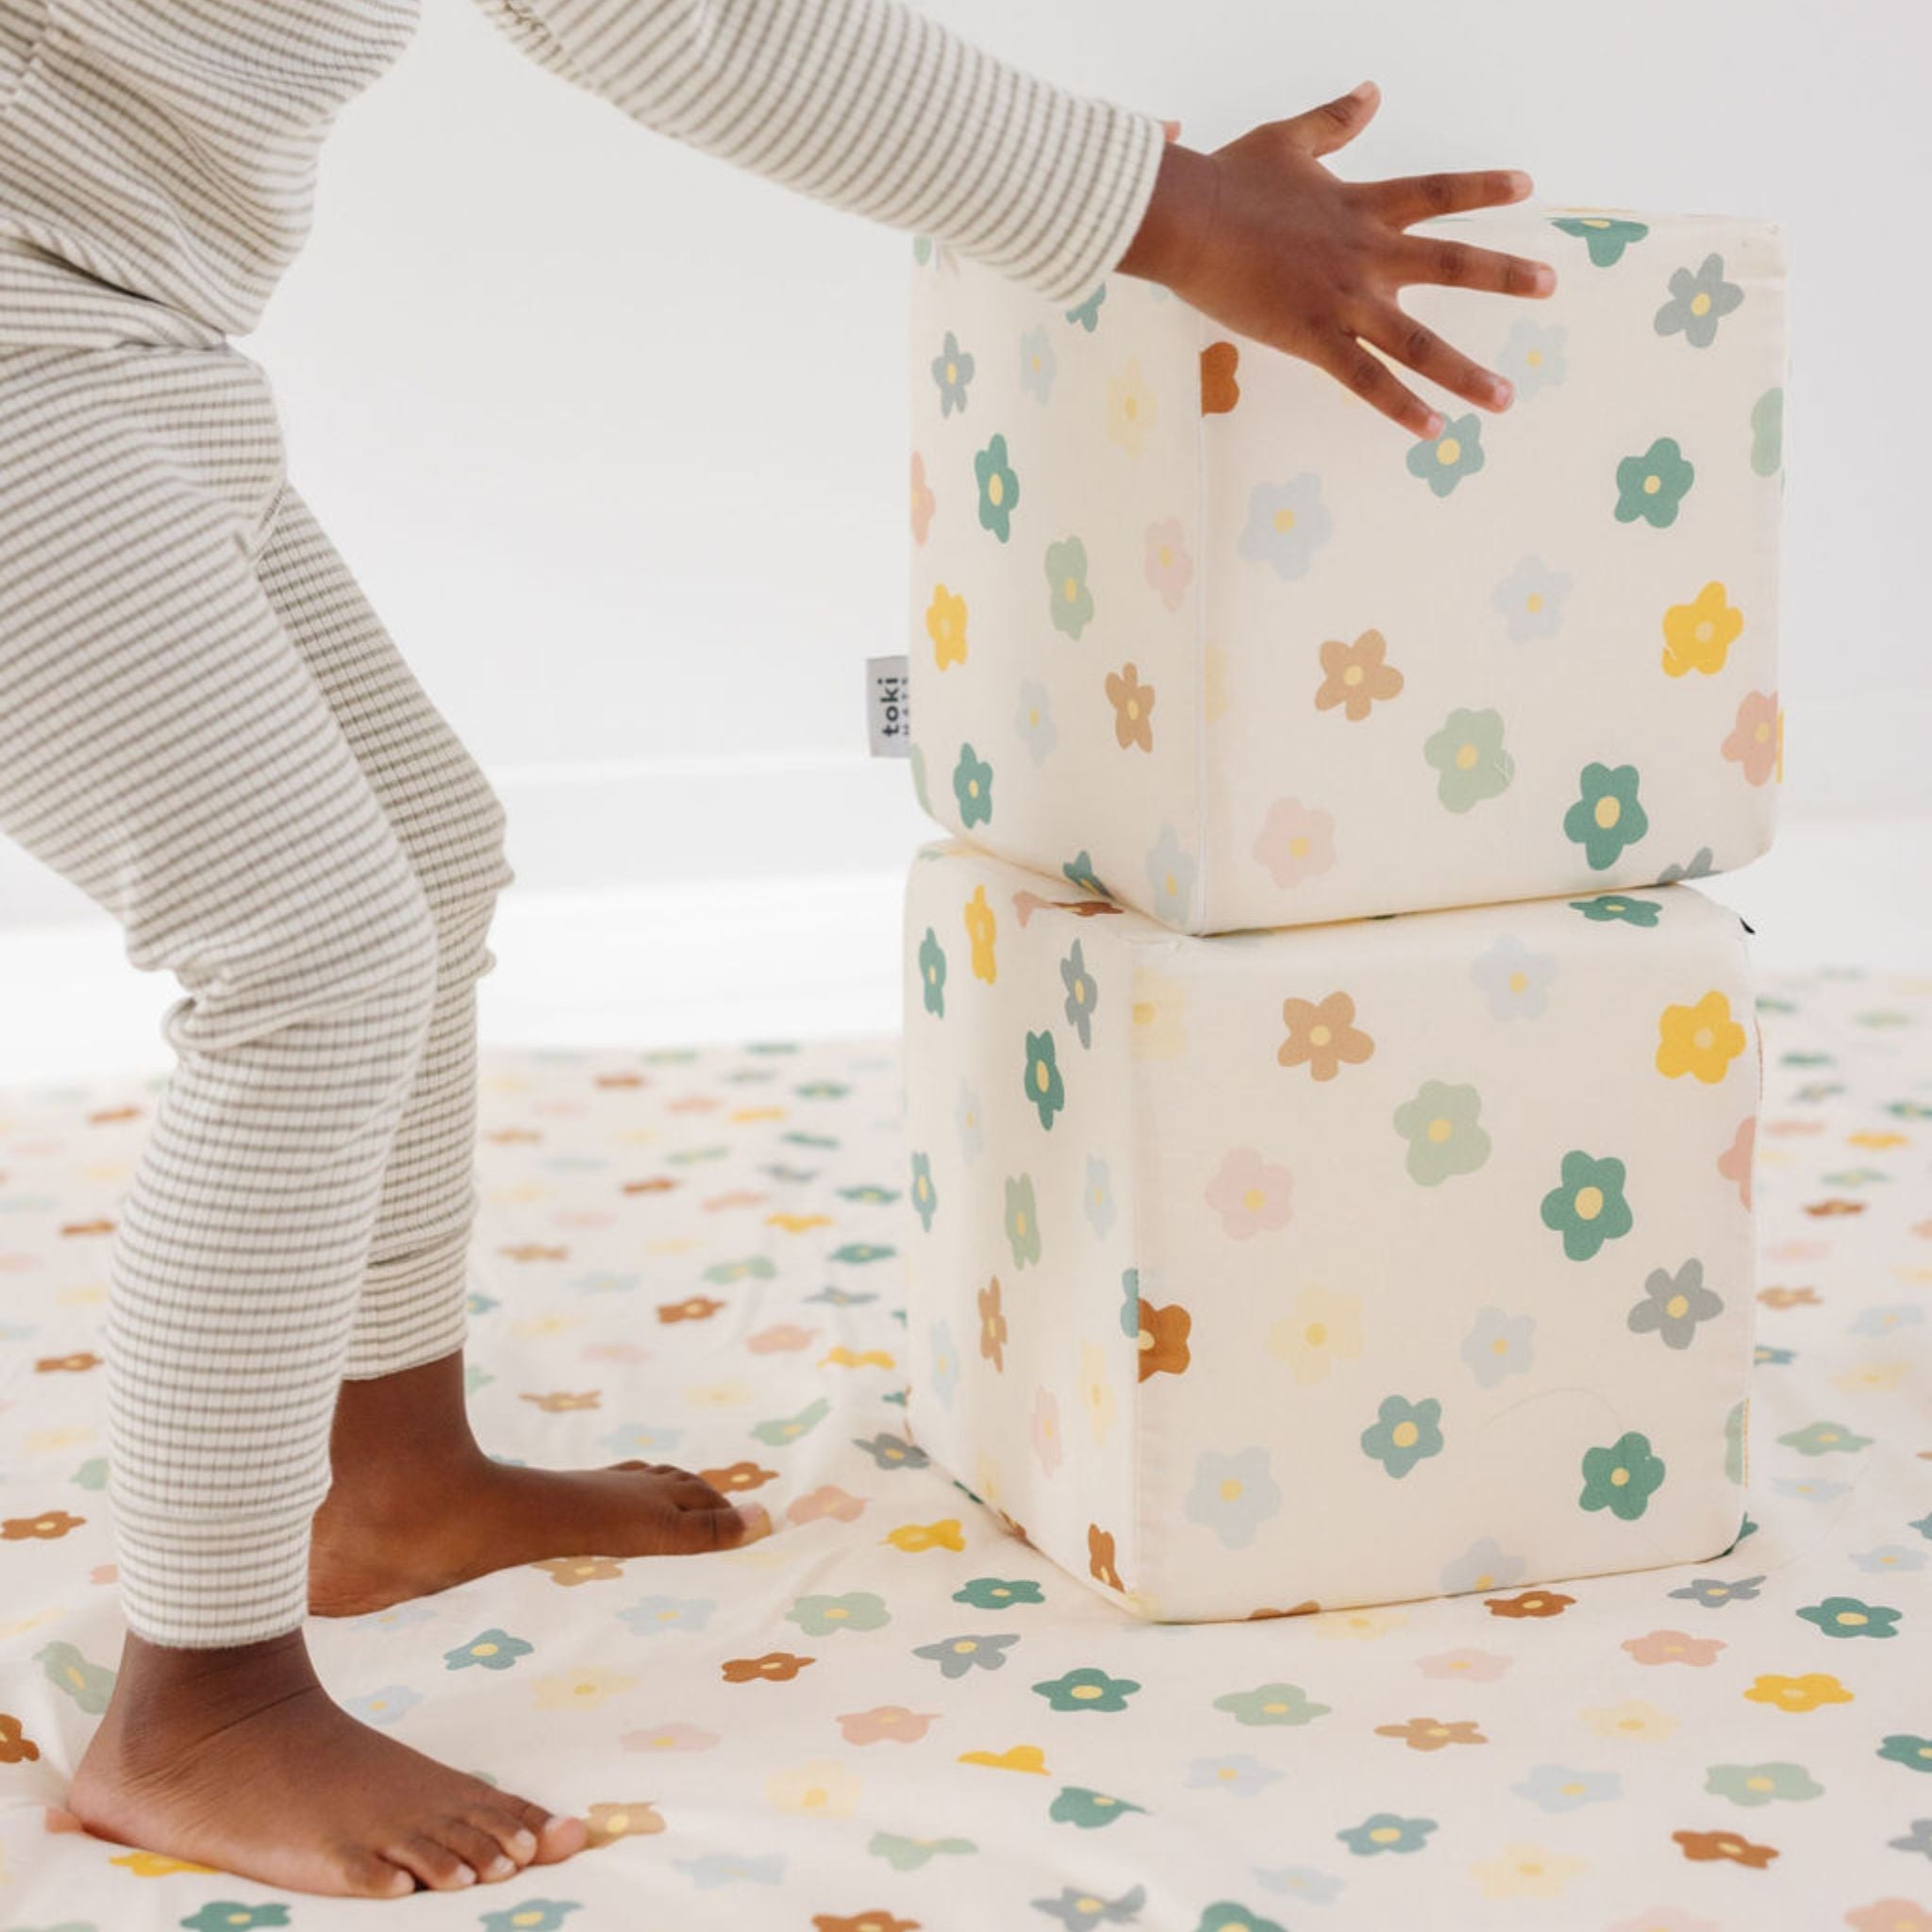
[0,815,1924,1086]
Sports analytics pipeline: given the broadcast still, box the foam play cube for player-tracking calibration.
[907,206,1787,933]
[900,839,1759,1621]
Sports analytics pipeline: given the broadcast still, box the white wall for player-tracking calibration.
[3,0,1927,927]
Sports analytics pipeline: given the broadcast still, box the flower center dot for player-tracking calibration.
[1574,1186,1604,1221]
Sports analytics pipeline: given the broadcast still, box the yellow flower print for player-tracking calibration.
[1580,1698,1677,1742]
[533,1666,640,1711]
[1106,358,1157,457]
[110,1851,219,1877]
[885,1518,966,1553]
[964,886,997,984]
[1129,971,1187,1059]
[1312,1607,1407,1642]
[766,1757,862,1819]
[926,584,968,671]
[1660,580,1743,677]
[1079,1342,1118,1446]
[1268,1287,1364,1385]
[958,1743,1049,1774]
[1470,1844,1588,1901]
[1742,1672,1854,1713]
[1205,641,1231,722]
[1657,990,1749,1084]
[1832,1359,1907,1393]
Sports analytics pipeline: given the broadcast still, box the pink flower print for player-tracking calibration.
[1721,690,1780,785]
[1031,1388,1064,1477]
[1143,517,1194,612]
[786,1485,866,1525]
[1718,1116,1756,1208]
[1605,1912,1717,1932]
[1847,1908,1932,1932]
[837,1705,940,1745]
[749,1323,819,1354]
[1622,1628,1726,1667]
[1253,798,1337,888]
[1416,1648,1512,1683]
[1205,1147,1294,1239]
[910,452,935,544]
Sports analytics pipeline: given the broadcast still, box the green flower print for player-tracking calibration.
[909,740,931,814]
[1045,536,1095,638]
[1878,1734,1932,1774]
[1065,283,1107,331]
[1724,1397,1748,1484]
[1062,849,1111,897]
[1338,1812,1437,1856]
[1579,1430,1666,1520]
[1571,892,1662,927]
[1615,436,1695,527]
[787,1591,890,1636]
[918,926,946,1017]
[1563,762,1649,869]
[1060,939,1099,1048]
[482,1905,580,1932]
[1360,1395,1445,1478]
[1797,1596,1900,1640]
[183,1907,291,1932]
[952,742,993,828]
[1751,388,1784,477]
[1778,1420,1874,1457]
[1213,1682,1331,1726]
[751,1395,831,1445]
[1051,1785,1147,1828]
[1553,214,1650,266]
[1033,1665,1141,1712]
[1392,1081,1491,1186]
[909,1151,937,1232]
[1705,1761,1824,1807]
[1628,1258,1724,1350]
[1424,708,1514,812]
[871,1830,977,1870]
[1024,1029,1066,1130]
[827,1242,892,1264]
[1196,1907,1289,1932]
[34,1640,114,1713]
[954,1576,1044,1609]
[1655,253,1743,348]
[1006,1173,1041,1268]
[1541,1150,1634,1260]
[444,1628,533,1672]
[1407,412,1486,497]
[975,433,1020,541]
[930,330,974,415]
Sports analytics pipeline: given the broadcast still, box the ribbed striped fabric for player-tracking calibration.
[0,0,1160,1645]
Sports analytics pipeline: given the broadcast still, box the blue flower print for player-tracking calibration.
[444,1628,533,1672]
[1183,1447,1282,1549]
[1064,283,1107,331]
[929,1321,960,1409]
[344,1685,420,1727]
[1085,1155,1116,1239]
[1655,253,1743,348]
[1238,475,1333,579]
[1496,318,1568,398]
[1016,680,1058,764]
[673,1853,784,1889]
[909,1150,937,1231]
[1491,555,1572,641]
[1146,824,1197,926]
[620,1596,716,1637]
[1185,1754,1284,1798]
[1407,414,1485,497]
[912,1631,1020,1677]
[930,331,974,416]
[1360,1395,1445,1477]
[1019,325,1058,403]
[1440,1535,1524,1595]
[1061,940,1099,1047]
[1337,1813,1437,1857]
[1254,1869,1343,1906]
[1851,1544,1926,1577]
[1889,1818,1932,1858]
[955,1080,983,1162]
[952,742,993,827]
[1512,1764,1622,1813]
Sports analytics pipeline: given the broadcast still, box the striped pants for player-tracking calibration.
[0,340,513,1647]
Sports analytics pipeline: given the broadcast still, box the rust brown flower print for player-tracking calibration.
[1314,628,1405,721]
[723,1651,815,1684]
[1088,1523,1124,1591]
[1278,991,1375,1082]
[977,1275,1008,1372]
[1485,1589,1574,1620]
[1374,1715,1488,1752]
[1136,1300,1191,1382]
[1,1509,84,1541]
[1105,663,1156,753]
[1673,1828,1778,1870]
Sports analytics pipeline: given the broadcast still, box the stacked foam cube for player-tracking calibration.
[901,205,1786,1622]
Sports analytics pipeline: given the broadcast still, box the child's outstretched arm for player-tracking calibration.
[475,5,1548,434]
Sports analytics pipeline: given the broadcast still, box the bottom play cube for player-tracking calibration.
[900,840,1759,1622]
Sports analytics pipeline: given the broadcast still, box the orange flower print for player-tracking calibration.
[811,1913,918,1932]
[1314,628,1405,721]
[535,1556,625,1587]
[723,1651,815,1684]
[1137,1300,1191,1382]
[1,1510,83,1541]
[658,1295,725,1323]
[499,1242,567,1262]
[1277,991,1375,1082]
[1804,1198,1864,1219]
[586,1801,665,1844]
[1089,1523,1124,1591]
[0,1713,41,1763]
[34,1352,101,1374]
[1105,663,1156,752]
[910,453,935,545]
[700,1460,778,1492]
[520,1391,601,1413]
[1721,689,1780,785]
[1374,1716,1487,1751]
[1673,1827,1778,1870]
[1759,1285,1820,1308]
[1485,1589,1574,1620]
[978,1276,1008,1371]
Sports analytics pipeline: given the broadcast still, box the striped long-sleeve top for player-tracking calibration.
[0,0,1165,345]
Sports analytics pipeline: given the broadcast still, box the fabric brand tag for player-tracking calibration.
[866,655,910,757]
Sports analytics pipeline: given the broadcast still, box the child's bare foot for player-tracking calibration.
[308,1348,749,1616]
[69,1630,588,1896]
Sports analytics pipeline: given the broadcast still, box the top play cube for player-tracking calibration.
[907,205,1787,934]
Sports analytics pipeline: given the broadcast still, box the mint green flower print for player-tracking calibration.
[444,1628,533,1672]
[1033,1665,1141,1712]
[1361,1395,1445,1477]
[1063,849,1111,897]
[930,330,974,415]
[872,1831,976,1871]
[1065,283,1107,331]
[1564,762,1649,869]
[1213,1683,1331,1726]
[1797,1595,1899,1639]
[1778,1420,1874,1457]
[1392,1081,1491,1186]
[34,1640,114,1713]
[1725,1397,1748,1483]
[1061,940,1099,1047]
[1238,475,1333,579]
[1051,1785,1147,1828]
[952,742,992,828]
[1751,388,1784,476]
[1571,892,1662,926]
[1006,1173,1041,1268]
[1024,1029,1065,1130]
[1878,1734,1932,1774]
[909,1151,936,1232]
[1407,412,1485,497]
[1615,436,1694,527]
[1579,1430,1665,1520]
[1541,1150,1634,1260]
[787,1591,890,1636]
[974,433,1019,541]
[1553,214,1649,266]
[1045,536,1094,637]
[918,927,946,1017]
[1655,253,1743,348]
[1705,1760,1823,1806]
[1424,708,1514,812]
[1338,1812,1437,1856]
[183,1907,291,1931]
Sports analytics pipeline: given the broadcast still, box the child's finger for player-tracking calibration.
[1303,330,1442,441]
[1274,80,1380,158]
[1392,234,1556,299]
[1160,118,1182,143]
[1358,167,1533,226]
[1357,304,1513,412]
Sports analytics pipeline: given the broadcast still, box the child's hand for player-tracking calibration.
[1118,82,1556,439]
